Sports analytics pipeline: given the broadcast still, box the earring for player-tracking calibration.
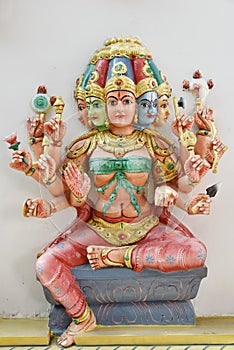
[134,113,138,123]
[105,119,109,128]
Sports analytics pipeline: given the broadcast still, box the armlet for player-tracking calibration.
[153,157,180,185]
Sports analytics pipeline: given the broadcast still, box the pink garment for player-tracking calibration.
[36,214,206,318]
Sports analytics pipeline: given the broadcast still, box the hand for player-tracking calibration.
[23,198,53,218]
[184,155,210,183]
[27,117,44,138]
[64,162,91,199]
[171,113,194,136]
[10,150,32,173]
[212,138,227,160]
[194,107,213,130]
[154,185,178,207]
[186,194,211,215]
[44,116,67,142]
[37,154,56,183]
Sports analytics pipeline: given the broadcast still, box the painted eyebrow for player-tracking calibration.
[107,94,134,101]
[139,99,157,103]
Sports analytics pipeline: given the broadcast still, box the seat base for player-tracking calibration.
[43,265,207,335]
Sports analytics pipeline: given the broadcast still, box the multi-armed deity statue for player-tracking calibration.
[6,37,227,347]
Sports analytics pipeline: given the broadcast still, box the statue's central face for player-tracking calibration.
[106,90,136,127]
[86,97,106,126]
[137,91,158,127]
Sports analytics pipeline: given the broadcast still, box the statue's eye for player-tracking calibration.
[123,98,132,105]
[93,102,100,108]
[108,99,117,106]
[140,102,149,108]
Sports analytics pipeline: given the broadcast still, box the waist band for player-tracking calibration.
[87,214,159,246]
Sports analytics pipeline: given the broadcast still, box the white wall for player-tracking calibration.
[0,0,233,318]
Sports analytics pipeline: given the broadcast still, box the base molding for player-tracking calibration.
[0,316,234,346]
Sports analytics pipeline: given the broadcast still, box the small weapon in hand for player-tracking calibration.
[206,182,222,198]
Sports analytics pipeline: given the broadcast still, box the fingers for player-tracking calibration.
[212,139,227,153]
[37,154,48,170]
[23,198,37,217]
[27,116,40,128]
[11,150,25,163]
[38,154,55,170]
[188,194,211,215]
[190,155,205,171]
[155,186,177,207]
[44,116,61,135]
[178,113,194,127]
[65,162,81,180]
[195,199,211,215]
[197,107,213,120]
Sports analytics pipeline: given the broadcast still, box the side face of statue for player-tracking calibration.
[6,37,227,347]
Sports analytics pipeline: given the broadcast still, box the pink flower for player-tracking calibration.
[5,132,20,150]
[5,132,17,145]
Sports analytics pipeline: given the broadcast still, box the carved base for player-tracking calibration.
[49,300,195,335]
[42,265,207,335]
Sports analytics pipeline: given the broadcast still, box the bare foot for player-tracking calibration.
[87,245,127,270]
[57,309,96,347]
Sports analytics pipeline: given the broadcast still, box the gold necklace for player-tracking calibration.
[96,130,147,158]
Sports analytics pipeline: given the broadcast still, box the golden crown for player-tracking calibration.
[136,77,158,98]
[90,36,151,64]
[87,83,105,101]
[156,81,171,97]
[104,75,136,96]
[74,75,86,101]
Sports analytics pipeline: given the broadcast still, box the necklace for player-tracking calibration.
[96,130,146,158]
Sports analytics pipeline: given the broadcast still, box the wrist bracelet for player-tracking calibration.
[29,136,44,145]
[49,201,56,216]
[71,192,86,203]
[25,163,37,176]
[43,173,57,185]
[186,175,198,187]
[196,130,211,137]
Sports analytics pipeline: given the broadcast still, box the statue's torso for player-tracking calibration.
[89,146,153,219]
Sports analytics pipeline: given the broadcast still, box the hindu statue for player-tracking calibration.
[6,37,227,347]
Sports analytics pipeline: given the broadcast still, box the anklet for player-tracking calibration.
[73,304,90,324]
[124,245,136,269]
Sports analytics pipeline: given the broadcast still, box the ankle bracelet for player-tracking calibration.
[73,304,90,324]
[124,245,136,269]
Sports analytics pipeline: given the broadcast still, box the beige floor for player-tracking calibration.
[0,317,234,349]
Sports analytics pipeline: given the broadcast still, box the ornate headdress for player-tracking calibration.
[74,75,86,101]
[133,57,171,98]
[104,57,136,96]
[74,37,171,101]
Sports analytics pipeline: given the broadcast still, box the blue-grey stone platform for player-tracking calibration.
[42,265,207,335]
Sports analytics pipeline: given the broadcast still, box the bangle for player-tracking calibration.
[186,175,198,187]
[50,140,63,147]
[29,136,44,145]
[25,163,37,176]
[49,201,56,216]
[71,192,86,203]
[43,173,57,185]
[196,130,211,137]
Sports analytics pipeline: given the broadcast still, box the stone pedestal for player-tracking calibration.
[42,265,207,335]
